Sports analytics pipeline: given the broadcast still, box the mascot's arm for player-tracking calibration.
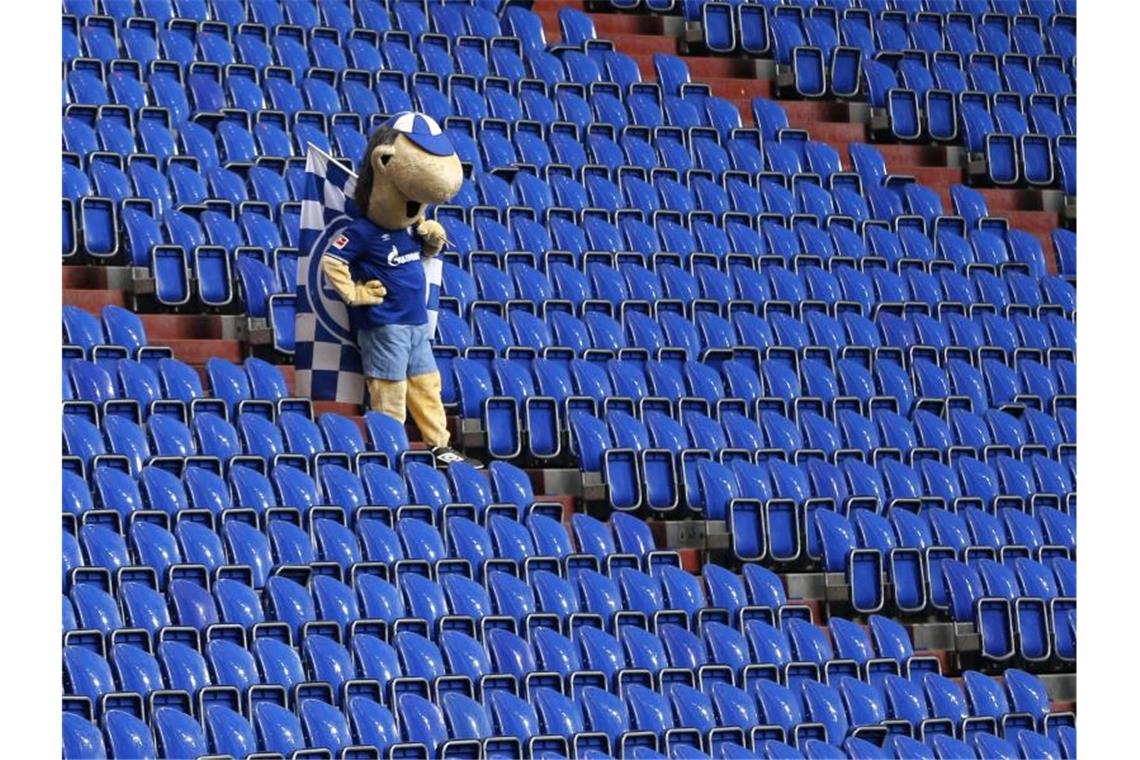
[416,220,448,258]
[320,255,387,306]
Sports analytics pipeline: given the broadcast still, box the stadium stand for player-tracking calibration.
[62,0,1076,757]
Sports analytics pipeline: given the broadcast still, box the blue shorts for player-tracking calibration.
[358,323,437,381]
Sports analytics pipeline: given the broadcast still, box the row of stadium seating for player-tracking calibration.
[62,0,1076,756]
[64,0,553,40]
[65,470,1075,755]
[677,0,1076,191]
[62,300,1075,681]
[64,393,1078,513]
[62,622,1075,759]
[61,131,1065,232]
[678,0,1075,24]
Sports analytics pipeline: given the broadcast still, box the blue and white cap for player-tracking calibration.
[384,111,455,157]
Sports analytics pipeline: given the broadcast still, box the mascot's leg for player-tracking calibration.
[367,377,408,423]
[407,370,484,469]
[405,371,448,447]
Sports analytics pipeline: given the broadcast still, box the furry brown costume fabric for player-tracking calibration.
[318,116,463,453]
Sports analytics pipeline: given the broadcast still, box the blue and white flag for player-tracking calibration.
[424,252,442,335]
[294,145,442,402]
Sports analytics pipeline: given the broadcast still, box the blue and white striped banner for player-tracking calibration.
[294,145,442,402]
[424,250,442,336]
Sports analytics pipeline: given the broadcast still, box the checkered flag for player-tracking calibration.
[293,145,442,403]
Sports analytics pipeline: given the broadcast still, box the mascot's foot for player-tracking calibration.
[431,445,484,470]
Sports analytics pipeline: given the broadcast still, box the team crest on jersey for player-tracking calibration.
[331,234,349,249]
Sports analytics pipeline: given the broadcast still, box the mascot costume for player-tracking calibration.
[319,112,481,469]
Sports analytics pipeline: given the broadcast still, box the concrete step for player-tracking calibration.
[704,76,774,102]
[874,143,954,168]
[899,167,970,203]
[605,32,680,56]
[140,314,229,341]
[587,12,669,36]
[630,51,759,82]
[1006,209,1061,237]
[63,266,110,290]
[979,187,1048,213]
[780,100,856,124]
[313,400,365,419]
[63,287,125,311]
[166,338,243,365]
[795,120,868,148]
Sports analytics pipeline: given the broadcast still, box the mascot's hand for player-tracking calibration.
[417,219,448,257]
[352,280,387,306]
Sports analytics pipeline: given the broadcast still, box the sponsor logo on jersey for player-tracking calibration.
[387,245,422,266]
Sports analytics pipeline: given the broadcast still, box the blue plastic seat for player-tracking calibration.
[63,711,108,759]
[103,709,160,759]
[252,701,305,756]
[690,0,736,55]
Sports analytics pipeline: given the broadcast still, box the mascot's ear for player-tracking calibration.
[371,143,396,171]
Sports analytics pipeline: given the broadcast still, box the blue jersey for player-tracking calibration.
[325,217,427,329]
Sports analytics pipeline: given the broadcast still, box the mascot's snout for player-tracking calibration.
[355,113,464,231]
[381,138,464,207]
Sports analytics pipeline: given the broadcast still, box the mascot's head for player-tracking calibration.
[354,112,463,230]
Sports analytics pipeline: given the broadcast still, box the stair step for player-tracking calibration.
[632,51,758,81]
[141,314,228,341]
[874,143,954,168]
[313,400,365,420]
[1004,209,1058,233]
[63,288,125,311]
[980,188,1047,213]
[704,76,773,102]
[605,32,680,56]
[166,338,242,365]
[62,266,110,290]
[798,121,867,147]
[779,100,855,124]
[588,13,668,36]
